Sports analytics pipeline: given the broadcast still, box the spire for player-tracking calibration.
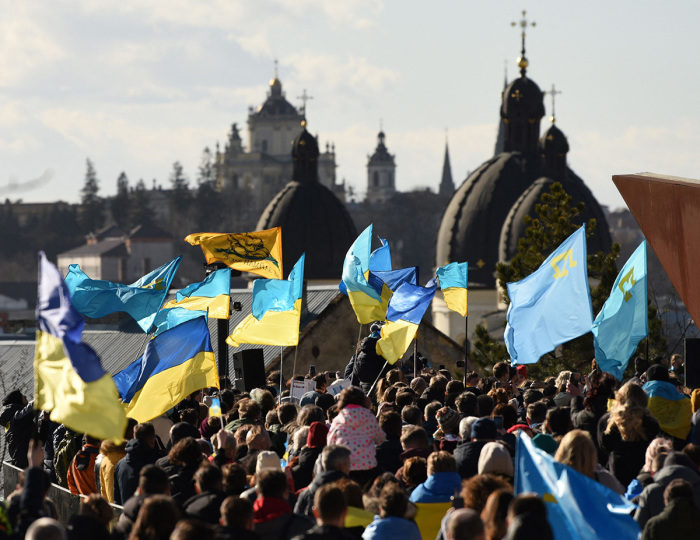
[297,89,313,120]
[439,133,454,198]
[544,83,562,124]
[511,10,536,76]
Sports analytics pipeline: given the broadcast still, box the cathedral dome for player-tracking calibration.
[501,76,545,123]
[368,131,394,166]
[498,171,613,263]
[435,152,543,288]
[254,76,299,118]
[257,126,356,280]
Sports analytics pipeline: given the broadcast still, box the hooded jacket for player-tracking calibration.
[113,438,160,505]
[634,453,700,528]
[328,405,385,471]
[641,497,700,540]
[409,471,463,540]
[361,516,421,540]
[0,401,34,469]
[294,469,346,518]
[99,440,126,503]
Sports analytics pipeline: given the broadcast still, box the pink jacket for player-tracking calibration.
[327,404,386,470]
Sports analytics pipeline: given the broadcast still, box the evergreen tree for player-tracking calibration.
[472,182,635,378]
[194,147,223,230]
[111,172,131,229]
[79,158,104,233]
[130,178,153,228]
[0,200,22,256]
[169,161,191,213]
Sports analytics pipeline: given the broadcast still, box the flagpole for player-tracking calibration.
[279,346,284,406]
[368,361,389,401]
[413,337,417,379]
[464,314,469,387]
[291,346,299,389]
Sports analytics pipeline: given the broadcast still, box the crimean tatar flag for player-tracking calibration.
[114,316,218,423]
[592,241,648,380]
[437,261,468,316]
[151,268,231,337]
[185,228,283,279]
[505,225,593,365]
[65,256,182,333]
[35,252,127,440]
[376,278,438,364]
[226,254,305,347]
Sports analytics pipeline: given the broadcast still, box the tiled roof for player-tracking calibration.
[0,285,342,400]
[57,238,128,258]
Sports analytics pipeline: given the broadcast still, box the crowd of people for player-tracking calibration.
[1,342,700,540]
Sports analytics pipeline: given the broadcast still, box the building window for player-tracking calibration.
[261,140,268,153]
[373,171,379,187]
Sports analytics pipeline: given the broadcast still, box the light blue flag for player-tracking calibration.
[65,256,182,332]
[592,241,648,380]
[339,236,390,295]
[515,432,640,540]
[252,254,305,320]
[505,226,593,365]
[151,306,208,338]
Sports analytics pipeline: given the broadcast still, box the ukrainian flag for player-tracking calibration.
[65,256,182,333]
[185,227,283,279]
[643,380,692,440]
[114,316,218,423]
[339,236,391,296]
[376,278,438,364]
[437,261,468,316]
[226,254,305,347]
[35,252,127,441]
[342,225,387,324]
[151,268,231,337]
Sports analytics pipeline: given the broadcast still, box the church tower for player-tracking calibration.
[439,139,455,199]
[366,131,396,204]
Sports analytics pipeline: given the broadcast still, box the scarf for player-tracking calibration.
[253,496,292,523]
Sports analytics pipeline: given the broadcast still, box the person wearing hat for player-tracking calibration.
[0,390,34,469]
[433,407,461,453]
[292,422,329,490]
[343,322,389,394]
[478,442,514,482]
[454,418,498,479]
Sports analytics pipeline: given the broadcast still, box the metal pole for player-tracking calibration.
[413,337,417,379]
[279,346,284,405]
[291,346,299,387]
[217,317,228,383]
[368,361,389,400]
[464,314,469,386]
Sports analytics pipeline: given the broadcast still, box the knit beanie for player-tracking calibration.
[433,407,460,439]
[306,421,329,449]
[478,442,514,477]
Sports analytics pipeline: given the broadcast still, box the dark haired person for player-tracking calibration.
[362,483,420,540]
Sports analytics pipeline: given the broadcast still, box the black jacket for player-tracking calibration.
[113,439,160,505]
[291,524,356,540]
[454,440,489,479]
[183,490,227,524]
[294,470,346,518]
[345,336,386,387]
[376,438,403,474]
[0,401,35,469]
[292,446,322,491]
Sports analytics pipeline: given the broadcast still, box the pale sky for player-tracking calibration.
[1,1,698,211]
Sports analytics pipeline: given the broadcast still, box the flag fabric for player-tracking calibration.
[505,226,593,365]
[515,432,640,540]
[34,252,127,441]
[65,256,182,333]
[376,279,438,364]
[114,316,218,423]
[643,380,692,440]
[151,268,231,337]
[339,236,391,295]
[437,261,468,316]
[185,228,283,279]
[226,254,305,347]
[342,225,387,324]
[592,241,648,380]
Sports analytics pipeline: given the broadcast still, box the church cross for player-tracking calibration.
[511,10,536,57]
[545,84,562,123]
[297,89,313,118]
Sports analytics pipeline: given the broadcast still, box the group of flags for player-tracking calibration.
[504,224,649,379]
[34,227,291,441]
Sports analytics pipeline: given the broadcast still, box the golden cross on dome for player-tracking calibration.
[511,10,536,75]
[511,89,523,102]
[544,84,562,123]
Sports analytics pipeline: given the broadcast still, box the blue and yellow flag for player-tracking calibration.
[226,254,305,347]
[376,279,438,364]
[339,237,391,296]
[65,256,182,333]
[35,252,127,441]
[114,316,218,423]
[437,261,468,317]
[643,380,692,440]
[185,228,283,279]
[151,268,231,337]
[515,432,639,540]
[592,241,648,380]
[342,225,387,324]
[505,226,593,365]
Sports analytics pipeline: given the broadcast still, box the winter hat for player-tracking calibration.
[532,433,558,456]
[255,450,282,476]
[2,390,23,407]
[300,391,320,407]
[470,418,498,440]
[306,421,329,449]
[370,321,385,334]
[169,422,201,445]
[478,442,514,477]
[507,424,533,437]
[433,407,461,439]
[199,416,221,440]
[646,364,670,383]
[315,393,335,411]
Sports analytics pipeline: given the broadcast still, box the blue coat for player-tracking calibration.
[362,516,421,540]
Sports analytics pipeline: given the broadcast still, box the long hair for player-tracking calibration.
[128,495,179,540]
[554,429,596,478]
[605,382,649,442]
